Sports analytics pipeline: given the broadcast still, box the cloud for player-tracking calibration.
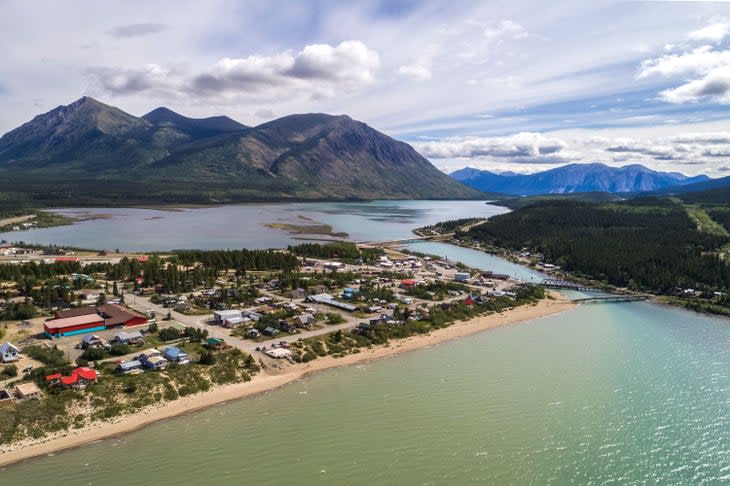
[638,46,730,78]
[91,40,379,100]
[484,20,528,41]
[688,20,730,43]
[658,65,730,103]
[396,64,432,81]
[107,23,167,39]
[413,132,579,164]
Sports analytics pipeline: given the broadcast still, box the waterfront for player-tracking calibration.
[1,205,729,484]
[0,200,505,251]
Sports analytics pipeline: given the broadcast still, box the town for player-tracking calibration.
[0,240,543,444]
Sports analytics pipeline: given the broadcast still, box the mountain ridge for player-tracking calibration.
[0,97,481,208]
[450,162,710,196]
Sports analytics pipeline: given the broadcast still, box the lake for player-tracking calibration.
[1,203,729,484]
[0,200,505,252]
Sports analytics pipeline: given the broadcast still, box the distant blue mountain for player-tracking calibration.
[449,163,711,196]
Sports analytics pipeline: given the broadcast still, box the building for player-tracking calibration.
[52,367,99,389]
[0,342,20,363]
[113,330,144,345]
[44,314,106,338]
[454,272,471,282]
[117,360,143,374]
[265,348,292,359]
[163,346,190,364]
[213,310,242,325]
[0,389,13,407]
[323,261,345,271]
[97,303,148,328]
[246,328,261,338]
[81,334,110,350]
[263,326,279,336]
[45,303,148,338]
[15,382,42,401]
[296,313,316,327]
[306,293,358,312]
[222,316,244,328]
[143,355,168,370]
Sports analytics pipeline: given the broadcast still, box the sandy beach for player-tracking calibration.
[0,293,575,468]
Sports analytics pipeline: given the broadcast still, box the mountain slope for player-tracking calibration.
[0,97,480,207]
[451,163,710,196]
[142,107,248,139]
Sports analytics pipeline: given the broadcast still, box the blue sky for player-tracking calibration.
[3,0,730,175]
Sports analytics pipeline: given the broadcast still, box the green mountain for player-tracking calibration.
[0,97,480,208]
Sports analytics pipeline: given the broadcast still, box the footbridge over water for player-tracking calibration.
[540,279,600,292]
[571,295,649,304]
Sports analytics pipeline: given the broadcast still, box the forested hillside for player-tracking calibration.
[462,198,730,293]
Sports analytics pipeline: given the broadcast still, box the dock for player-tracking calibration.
[571,295,649,304]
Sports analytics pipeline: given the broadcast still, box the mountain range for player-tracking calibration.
[450,163,711,196]
[0,97,479,208]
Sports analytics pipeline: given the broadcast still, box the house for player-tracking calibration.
[263,326,279,336]
[60,367,99,388]
[117,360,143,374]
[15,382,42,401]
[243,310,262,321]
[142,355,168,370]
[222,316,244,328]
[113,330,144,345]
[81,334,110,350]
[279,321,296,333]
[296,313,316,327]
[213,310,242,325]
[0,342,20,363]
[288,288,306,299]
[207,337,225,349]
[174,302,193,313]
[163,346,190,364]
[0,389,13,407]
[45,372,63,386]
[323,261,345,271]
[246,328,261,338]
[454,272,471,282]
[400,279,417,288]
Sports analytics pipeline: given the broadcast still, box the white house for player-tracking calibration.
[0,342,20,363]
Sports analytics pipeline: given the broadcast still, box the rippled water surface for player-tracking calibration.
[3,255,729,484]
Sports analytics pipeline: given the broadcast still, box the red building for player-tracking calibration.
[97,303,148,328]
[44,314,107,338]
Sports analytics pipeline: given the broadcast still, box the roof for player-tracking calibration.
[55,306,97,319]
[118,360,142,370]
[214,310,242,318]
[74,367,98,381]
[116,330,144,341]
[0,342,19,354]
[139,348,161,358]
[15,382,41,396]
[45,373,62,381]
[146,356,167,364]
[207,337,224,345]
[45,313,105,330]
[82,334,101,343]
[97,303,145,326]
[224,316,244,324]
[163,347,187,358]
[265,348,292,358]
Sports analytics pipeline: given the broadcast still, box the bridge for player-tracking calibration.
[571,295,648,304]
[540,279,600,292]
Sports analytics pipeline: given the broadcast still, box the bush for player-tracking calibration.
[80,347,108,361]
[1,365,17,378]
[110,344,132,356]
[198,350,215,365]
[148,322,159,333]
[23,345,69,367]
[158,327,181,341]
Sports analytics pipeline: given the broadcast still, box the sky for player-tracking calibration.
[3,0,730,176]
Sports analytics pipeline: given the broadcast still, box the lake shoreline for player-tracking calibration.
[0,293,575,469]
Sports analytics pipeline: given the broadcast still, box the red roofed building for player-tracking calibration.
[44,313,106,338]
[55,257,80,263]
[400,279,417,288]
[58,367,99,388]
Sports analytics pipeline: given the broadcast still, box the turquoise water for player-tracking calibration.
[3,299,729,484]
[0,200,505,252]
[2,239,729,483]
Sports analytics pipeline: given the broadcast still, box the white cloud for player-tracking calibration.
[414,132,579,164]
[658,65,730,103]
[688,20,730,43]
[396,64,432,81]
[638,46,730,78]
[91,40,380,100]
[484,20,528,41]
